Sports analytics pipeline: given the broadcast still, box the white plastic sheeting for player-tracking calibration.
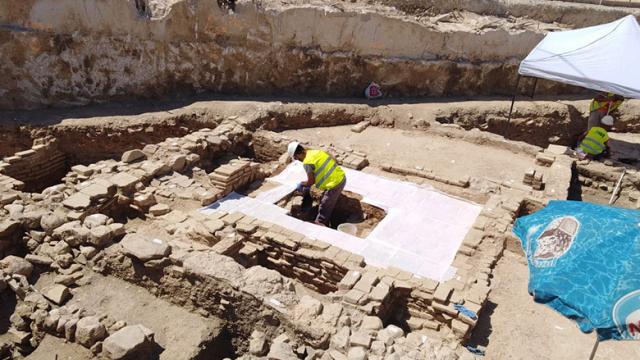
[519,15,640,98]
[201,163,481,281]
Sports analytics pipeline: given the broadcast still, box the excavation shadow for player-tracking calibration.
[464,300,498,349]
[0,292,17,333]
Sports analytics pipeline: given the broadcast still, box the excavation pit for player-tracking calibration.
[203,161,482,282]
[3,94,639,359]
[276,189,387,238]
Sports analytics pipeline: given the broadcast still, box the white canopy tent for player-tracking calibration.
[507,15,640,129]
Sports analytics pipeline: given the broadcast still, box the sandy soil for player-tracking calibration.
[33,273,226,360]
[281,125,535,185]
[25,335,93,360]
[471,251,640,360]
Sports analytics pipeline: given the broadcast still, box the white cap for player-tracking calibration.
[601,115,614,126]
[287,141,300,160]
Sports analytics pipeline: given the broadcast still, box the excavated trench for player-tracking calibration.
[278,190,387,238]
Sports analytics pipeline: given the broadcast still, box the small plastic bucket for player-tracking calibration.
[337,223,358,236]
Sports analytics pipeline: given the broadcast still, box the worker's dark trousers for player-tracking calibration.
[308,178,346,226]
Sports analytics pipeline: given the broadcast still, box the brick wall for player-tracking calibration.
[0,138,67,192]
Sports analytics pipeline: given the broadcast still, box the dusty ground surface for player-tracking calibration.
[0,99,638,359]
[25,335,93,360]
[32,272,226,360]
[281,125,535,185]
[472,251,640,360]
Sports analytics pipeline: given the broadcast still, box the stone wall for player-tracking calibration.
[0,138,67,192]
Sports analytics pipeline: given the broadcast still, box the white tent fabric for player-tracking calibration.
[519,15,640,99]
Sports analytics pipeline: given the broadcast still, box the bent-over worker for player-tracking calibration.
[576,115,613,160]
[287,142,346,226]
[588,92,624,130]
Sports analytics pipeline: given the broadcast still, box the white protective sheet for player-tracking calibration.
[519,15,640,99]
[201,163,482,281]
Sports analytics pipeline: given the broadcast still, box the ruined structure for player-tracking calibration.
[2,1,640,360]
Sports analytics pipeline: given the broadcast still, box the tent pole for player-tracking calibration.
[588,338,600,360]
[609,168,626,205]
[530,78,538,99]
[505,74,521,137]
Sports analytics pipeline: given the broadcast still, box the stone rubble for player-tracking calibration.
[0,113,576,359]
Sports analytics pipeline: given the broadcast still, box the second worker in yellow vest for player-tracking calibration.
[288,142,346,227]
[576,121,612,160]
[588,92,624,130]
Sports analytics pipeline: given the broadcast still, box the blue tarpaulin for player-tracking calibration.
[513,200,640,341]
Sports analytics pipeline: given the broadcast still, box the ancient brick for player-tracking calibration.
[343,289,366,305]
[235,222,258,234]
[451,319,471,337]
[433,284,453,303]
[462,229,484,249]
[472,216,488,231]
[369,283,390,302]
[62,192,91,210]
[338,271,362,291]
[221,212,245,225]
[420,278,439,293]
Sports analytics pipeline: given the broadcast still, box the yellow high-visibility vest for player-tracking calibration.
[303,150,345,190]
[579,127,609,155]
[590,93,622,113]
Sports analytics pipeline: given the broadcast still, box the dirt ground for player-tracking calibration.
[25,335,93,360]
[471,251,640,360]
[281,125,535,184]
[32,273,226,360]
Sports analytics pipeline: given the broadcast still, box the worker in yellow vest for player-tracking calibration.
[288,142,346,226]
[576,115,613,160]
[588,92,624,130]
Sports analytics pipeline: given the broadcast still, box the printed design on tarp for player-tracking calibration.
[613,289,640,339]
[532,216,579,267]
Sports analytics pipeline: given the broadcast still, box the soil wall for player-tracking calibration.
[2,0,623,110]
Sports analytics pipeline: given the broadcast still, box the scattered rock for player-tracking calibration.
[294,295,323,320]
[40,212,66,232]
[0,256,33,277]
[360,316,383,331]
[249,330,268,356]
[149,203,171,216]
[109,173,139,189]
[102,324,155,360]
[10,313,29,331]
[267,334,298,360]
[121,149,147,163]
[331,326,351,351]
[351,121,371,133]
[133,193,157,208]
[89,225,114,247]
[347,347,367,360]
[25,254,53,266]
[42,284,71,305]
[55,253,74,269]
[75,316,107,347]
[54,273,83,286]
[109,320,127,333]
[170,155,187,172]
[80,245,98,260]
[84,214,110,229]
[120,233,171,262]
[377,325,404,346]
[62,192,92,210]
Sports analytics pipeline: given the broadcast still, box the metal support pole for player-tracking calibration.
[609,168,626,205]
[588,338,600,360]
[530,78,538,99]
[505,74,521,138]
